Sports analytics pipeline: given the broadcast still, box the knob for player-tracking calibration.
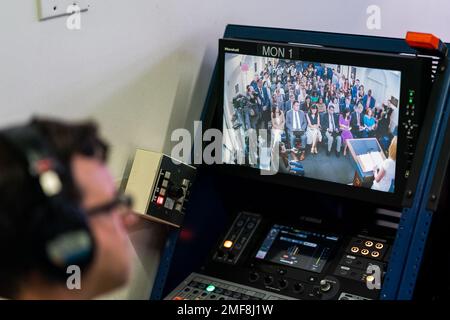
[264,276,274,285]
[249,271,259,282]
[167,182,185,199]
[278,279,288,289]
[293,283,304,293]
[320,279,332,293]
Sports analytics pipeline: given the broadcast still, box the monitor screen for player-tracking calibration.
[255,224,339,273]
[222,49,401,194]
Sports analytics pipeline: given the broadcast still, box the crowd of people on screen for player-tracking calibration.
[231,60,399,191]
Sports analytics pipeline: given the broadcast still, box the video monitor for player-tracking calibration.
[218,38,430,206]
[255,224,339,273]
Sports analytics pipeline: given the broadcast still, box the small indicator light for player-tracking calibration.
[206,285,215,292]
[156,196,165,206]
[223,240,233,249]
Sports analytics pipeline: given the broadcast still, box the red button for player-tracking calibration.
[156,196,165,206]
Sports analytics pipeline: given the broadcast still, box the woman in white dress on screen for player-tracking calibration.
[372,136,397,192]
[271,103,285,149]
[306,104,322,154]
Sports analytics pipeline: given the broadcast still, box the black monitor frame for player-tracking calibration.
[210,38,432,209]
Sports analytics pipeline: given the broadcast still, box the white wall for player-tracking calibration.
[1,0,449,300]
[354,67,401,104]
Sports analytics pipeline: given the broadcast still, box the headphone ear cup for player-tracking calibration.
[0,125,97,281]
[31,197,95,280]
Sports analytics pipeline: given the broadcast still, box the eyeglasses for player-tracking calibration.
[86,194,134,217]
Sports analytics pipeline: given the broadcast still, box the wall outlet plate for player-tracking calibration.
[37,0,90,21]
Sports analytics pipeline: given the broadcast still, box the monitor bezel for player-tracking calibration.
[213,38,430,209]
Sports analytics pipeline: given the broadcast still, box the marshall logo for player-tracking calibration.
[224,47,240,52]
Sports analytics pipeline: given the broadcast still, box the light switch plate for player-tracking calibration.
[37,0,90,21]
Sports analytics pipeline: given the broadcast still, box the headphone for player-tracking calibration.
[0,124,95,280]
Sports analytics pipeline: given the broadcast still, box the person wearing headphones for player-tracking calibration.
[0,118,137,299]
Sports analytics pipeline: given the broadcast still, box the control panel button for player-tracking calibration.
[338,266,350,276]
[375,243,384,249]
[249,272,259,282]
[264,276,274,285]
[236,219,245,227]
[156,196,165,206]
[364,241,373,247]
[164,197,175,210]
[293,283,304,293]
[278,279,288,289]
[223,240,233,249]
